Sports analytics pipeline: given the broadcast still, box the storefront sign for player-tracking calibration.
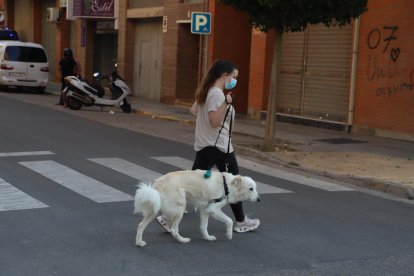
[97,21,115,30]
[73,0,115,18]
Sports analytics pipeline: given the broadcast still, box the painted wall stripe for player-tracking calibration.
[0,178,48,211]
[150,156,292,194]
[19,161,133,203]
[89,158,162,181]
[0,151,54,157]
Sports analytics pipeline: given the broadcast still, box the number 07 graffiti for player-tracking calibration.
[366,25,413,96]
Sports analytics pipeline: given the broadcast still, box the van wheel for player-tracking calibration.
[67,97,83,110]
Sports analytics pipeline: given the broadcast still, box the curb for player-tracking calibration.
[236,145,414,200]
[135,109,195,125]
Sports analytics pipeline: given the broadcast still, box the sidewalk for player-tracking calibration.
[45,83,414,200]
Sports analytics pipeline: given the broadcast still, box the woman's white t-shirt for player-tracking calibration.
[194,86,234,153]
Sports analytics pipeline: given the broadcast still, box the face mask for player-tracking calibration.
[225,77,237,90]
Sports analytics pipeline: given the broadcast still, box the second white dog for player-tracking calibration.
[134,169,260,247]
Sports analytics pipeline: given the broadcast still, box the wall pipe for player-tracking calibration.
[347,17,361,132]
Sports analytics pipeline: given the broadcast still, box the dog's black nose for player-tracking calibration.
[257,196,261,202]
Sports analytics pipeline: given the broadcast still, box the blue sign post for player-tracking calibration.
[191,12,211,34]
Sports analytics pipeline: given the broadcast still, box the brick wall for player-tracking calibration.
[354,0,414,139]
[247,29,275,118]
[160,1,203,104]
[117,0,135,90]
[12,0,33,42]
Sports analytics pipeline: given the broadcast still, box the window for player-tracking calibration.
[4,46,47,63]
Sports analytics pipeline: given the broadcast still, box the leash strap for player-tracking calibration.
[213,105,232,148]
[225,107,233,172]
[209,175,229,204]
[208,104,233,172]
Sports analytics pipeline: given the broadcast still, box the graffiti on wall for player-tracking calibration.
[366,25,413,96]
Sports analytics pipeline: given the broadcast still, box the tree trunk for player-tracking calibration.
[263,28,283,151]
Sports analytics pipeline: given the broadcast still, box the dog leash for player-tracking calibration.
[209,175,229,204]
[204,104,233,179]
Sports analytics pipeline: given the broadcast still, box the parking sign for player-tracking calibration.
[191,12,211,34]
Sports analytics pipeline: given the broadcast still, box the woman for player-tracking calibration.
[157,60,260,233]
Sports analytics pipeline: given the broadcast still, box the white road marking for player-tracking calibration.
[237,157,354,192]
[0,177,48,211]
[19,160,133,203]
[0,151,54,157]
[89,158,162,181]
[151,156,292,194]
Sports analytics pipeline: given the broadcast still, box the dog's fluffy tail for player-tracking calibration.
[134,182,161,217]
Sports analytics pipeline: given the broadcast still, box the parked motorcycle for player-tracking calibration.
[63,63,132,113]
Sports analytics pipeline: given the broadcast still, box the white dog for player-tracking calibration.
[134,169,260,247]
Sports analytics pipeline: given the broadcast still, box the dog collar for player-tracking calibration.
[209,175,229,204]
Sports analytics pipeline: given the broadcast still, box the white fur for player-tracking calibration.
[134,169,260,247]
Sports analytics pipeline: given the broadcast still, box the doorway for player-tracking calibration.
[93,33,118,76]
[133,19,162,100]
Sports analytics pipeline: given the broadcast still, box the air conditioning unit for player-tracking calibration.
[46,7,59,23]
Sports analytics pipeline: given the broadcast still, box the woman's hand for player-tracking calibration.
[225,92,233,104]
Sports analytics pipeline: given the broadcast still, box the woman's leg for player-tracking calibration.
[58,79,65,104]
[192,146,215,170]
[214,151,245,222]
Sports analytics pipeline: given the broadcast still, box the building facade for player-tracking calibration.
[247,0,414,140]
[3,0,414,141]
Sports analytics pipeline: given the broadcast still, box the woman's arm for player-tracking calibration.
[190,101,198,116]
[208,93,233,128]
[208,102,228,128]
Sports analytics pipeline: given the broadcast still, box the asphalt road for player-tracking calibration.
[1,92,414,276]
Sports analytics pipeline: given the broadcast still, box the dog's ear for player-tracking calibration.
[231,176,243,192]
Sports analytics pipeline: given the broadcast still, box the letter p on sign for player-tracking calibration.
[191,12,211,34]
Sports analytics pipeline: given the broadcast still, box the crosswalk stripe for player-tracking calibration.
[89,158,162,181]
[0,177,48,211]
[0,151,54,157]
[150,156,292,194]
[237,157,354,192]
[19,161,133,203]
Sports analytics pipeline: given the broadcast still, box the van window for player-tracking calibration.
[4,46,47,63]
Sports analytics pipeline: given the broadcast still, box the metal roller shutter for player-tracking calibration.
[277,31,305,115]
[304,24,353,122]
[277,23,353,123]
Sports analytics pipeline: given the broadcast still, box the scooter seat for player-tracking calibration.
[84,84,105,98]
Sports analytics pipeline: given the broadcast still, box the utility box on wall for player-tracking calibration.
[46,7,59,23]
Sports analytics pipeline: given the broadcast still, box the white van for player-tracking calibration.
[0,41,48,93]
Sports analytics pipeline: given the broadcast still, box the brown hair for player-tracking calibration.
[195,60,237,104]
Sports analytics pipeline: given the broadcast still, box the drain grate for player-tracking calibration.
[314,138,367,144]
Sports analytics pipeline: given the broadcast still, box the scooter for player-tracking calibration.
[63,63,132,113]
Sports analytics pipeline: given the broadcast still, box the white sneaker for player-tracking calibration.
[233,216,260,233]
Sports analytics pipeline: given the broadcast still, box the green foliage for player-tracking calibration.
[218,0,368,32]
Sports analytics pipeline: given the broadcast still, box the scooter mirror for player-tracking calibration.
[93,72,100,78]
